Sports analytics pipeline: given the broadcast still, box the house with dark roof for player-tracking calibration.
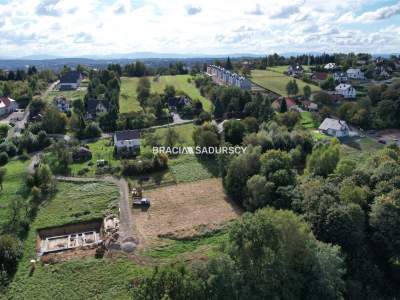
[114,130,141,154]
[167,96,191,111]
[86,99,108,119]
[59,71,82,91]
[0,96,18,116]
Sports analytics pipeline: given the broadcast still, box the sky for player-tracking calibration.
[0,0,399,57]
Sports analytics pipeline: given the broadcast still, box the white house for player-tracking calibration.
[324,63,336,70]
[319,118,349,137]
[346,68,365,80]
[114,130,141,154]
[59,71,82,91]
[335,84,356,99]
[0,96,18,116]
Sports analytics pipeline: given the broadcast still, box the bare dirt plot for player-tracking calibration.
[132,178,242,247]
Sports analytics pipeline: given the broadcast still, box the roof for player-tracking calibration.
[86,99,108,113]
[60,71,81,84]
[347,68,362,73]
[319,118,348,131]
[114,130,141,141]
[0,96,15,108]
[313,72,328,81]
[335,84,353,91]
[272,97,297,110]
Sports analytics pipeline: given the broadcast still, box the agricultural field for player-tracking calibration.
[250,70,320,96]
[3,181,137,300]
[119,75,212,114]
[132,178,242,250]
[0,159,30,227]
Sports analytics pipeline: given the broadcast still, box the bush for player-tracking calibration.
[0,152,9,166]
[122,153,168,176]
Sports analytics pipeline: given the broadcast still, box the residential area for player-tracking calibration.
[0,51,400,299]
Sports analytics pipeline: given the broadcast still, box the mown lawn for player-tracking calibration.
[0,159,30,227]
[299,112,318,129]
[4,181,133,300]
[250,70,320,96]
[119,75,212,114]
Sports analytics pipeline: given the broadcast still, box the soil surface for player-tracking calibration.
[131,178,242,248]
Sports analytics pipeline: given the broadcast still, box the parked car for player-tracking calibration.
[378,139,386,144]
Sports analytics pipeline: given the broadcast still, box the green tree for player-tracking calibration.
[0,235,22,282]
[370,190,400,261]
[213,98,224,119]
[164,85,176,99]
[164,127,180,148]
[41,107,67,134]
[306,140,340,177]
[229,207,346,300]
[0,168,6,191]
[280,98,288,113]
[136,77,151,106]
[223,120,245,145]
[303,85,311,99]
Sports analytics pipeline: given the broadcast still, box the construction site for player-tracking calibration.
[36,217,120,260]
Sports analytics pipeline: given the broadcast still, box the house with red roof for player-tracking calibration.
[0,96,18,116]
[312,72,328,82]
[272,97,298,111]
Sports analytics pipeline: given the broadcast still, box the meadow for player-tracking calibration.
[250,70,320,96]
[0,159,30,227]
[119,75,212,114]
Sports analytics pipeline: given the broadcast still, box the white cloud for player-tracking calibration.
[357,2,400,22]
[0,0,398,57]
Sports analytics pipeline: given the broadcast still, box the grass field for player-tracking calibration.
[153,123,195,146]
[341,137,383,162]
[4,181,131,300]
[119,75,212,114]
[251,70,320,96]
[0,159,29,227]
[169,155,220,183]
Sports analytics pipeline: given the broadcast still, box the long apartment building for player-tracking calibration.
[206,65,252,90]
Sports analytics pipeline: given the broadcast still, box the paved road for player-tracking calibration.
[7,81,59,138]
